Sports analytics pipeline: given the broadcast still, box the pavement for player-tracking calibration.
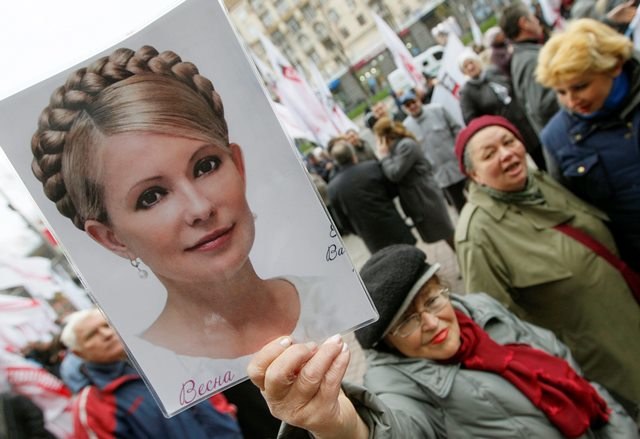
[340,207,464,384]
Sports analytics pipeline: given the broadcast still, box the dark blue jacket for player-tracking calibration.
[541,56,640,269]
[73,361,242,439]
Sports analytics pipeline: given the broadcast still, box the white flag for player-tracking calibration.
[308,63,358,133]
[432,33,467,125]
[467,11,483,47]
[537,0,566,30]
[259,34,340,146]
[372,13,425,94]
[271,101,318,142]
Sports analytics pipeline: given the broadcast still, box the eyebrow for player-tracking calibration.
[125,142,215,198]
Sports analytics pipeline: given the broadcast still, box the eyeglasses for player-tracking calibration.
[390,288,451,338]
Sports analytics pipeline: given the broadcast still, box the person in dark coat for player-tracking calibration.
[0,392,54,439]
[499,2,559,136]
[327,140,416,253]
[458,49,547,170]
[373,117,456,250]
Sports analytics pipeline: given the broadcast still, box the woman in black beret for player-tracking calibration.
[248,244,637,438]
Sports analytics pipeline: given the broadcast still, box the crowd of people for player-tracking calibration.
[4,1,640,437]
[276,2,640,438]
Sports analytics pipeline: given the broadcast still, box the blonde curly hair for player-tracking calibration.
[536,18,633,88]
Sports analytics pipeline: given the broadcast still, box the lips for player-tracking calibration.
[186,224,234,251]
[429,328,449,345]
[503,161,522,175]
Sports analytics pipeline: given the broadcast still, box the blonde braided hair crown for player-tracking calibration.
[30,45,225,230]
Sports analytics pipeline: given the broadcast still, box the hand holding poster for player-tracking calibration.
[0,0,377,416]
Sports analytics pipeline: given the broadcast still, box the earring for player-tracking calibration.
[252,211,258,221]
[130,257,148,279]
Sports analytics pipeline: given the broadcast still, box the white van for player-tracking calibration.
[414,45,444,78]
[386,45,444,94]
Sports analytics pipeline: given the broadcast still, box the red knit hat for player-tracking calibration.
[454,115,525,175]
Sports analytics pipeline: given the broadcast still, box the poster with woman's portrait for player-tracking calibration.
[0,0,378,416]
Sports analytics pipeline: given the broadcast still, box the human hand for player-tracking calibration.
[607,0,637,24]
[377,137,390,157]
[247,335,368,439]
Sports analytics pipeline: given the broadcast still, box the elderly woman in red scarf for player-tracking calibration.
[247,244,636,438]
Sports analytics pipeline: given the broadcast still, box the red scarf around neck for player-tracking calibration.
[449,310,609,438]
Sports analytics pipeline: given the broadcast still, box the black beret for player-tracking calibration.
[356,244,438,349]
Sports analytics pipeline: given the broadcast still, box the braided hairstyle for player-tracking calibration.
[31,46,229,230]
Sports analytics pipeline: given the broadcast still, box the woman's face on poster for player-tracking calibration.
[85,132,255,286]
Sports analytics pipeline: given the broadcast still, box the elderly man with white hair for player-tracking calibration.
[60,308,242,439]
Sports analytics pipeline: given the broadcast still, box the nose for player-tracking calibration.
[181,183,214,225]
[565,92,580,110]
[99,325,114,339]
[420,311,439,331]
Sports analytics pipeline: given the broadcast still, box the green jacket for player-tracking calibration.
[455,171,640,407]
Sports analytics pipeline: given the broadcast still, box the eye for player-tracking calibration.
[194,156,222,178]
[482,149,495,160]
[136,187,167,210]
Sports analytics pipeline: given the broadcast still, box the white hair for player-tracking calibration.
[458,48,482,72]
[60,308,100,351]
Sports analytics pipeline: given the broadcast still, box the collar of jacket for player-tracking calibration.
[83,361,139,391]
[363,294,516,398]
[467,171,578,228]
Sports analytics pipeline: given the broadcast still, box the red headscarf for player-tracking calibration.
[448,310,609,438]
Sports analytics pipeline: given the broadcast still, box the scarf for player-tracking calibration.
[477,174,546,205]
[446,311,610,438]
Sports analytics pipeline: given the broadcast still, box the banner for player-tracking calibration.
[308,63,358,133]
[0,348,73,438]
[432,32,466,125]
[372,13,425,94]
[260,34,341,146]
[0,0,377,417]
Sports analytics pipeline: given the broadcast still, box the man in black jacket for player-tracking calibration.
[327,140,416,253]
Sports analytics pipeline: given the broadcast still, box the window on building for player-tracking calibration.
[327,8,339,23]
[274,0,289,15]
[298,34,312,50]
[321,38,336,51]
[339,27,350,39]
[356,14,366,25]
[249,0,264,11]
[313,22,328,38]
[287,17,301,33]
[260,11,274,27]
[271,30,286,46]
[301,3,316,21]
[308,50,321,65]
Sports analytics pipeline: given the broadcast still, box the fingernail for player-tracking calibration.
[279,337,292,347]
[323,334,342,345]
[341,342,349,353]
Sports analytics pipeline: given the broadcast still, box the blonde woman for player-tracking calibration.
[537,18,640,272]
